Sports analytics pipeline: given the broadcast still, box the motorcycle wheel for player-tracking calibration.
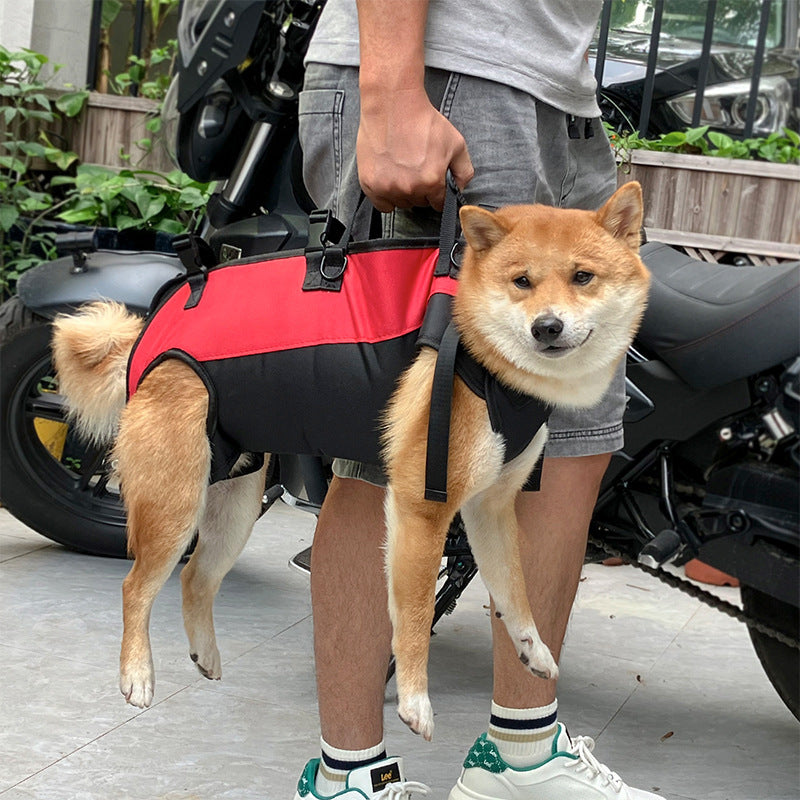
[741,584,799,721]
[0,297,129,558]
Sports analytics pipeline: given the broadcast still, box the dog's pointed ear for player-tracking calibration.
[596,182,643,252]
[460,206,510,253]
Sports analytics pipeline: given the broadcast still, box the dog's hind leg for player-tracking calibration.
[181,459,267,680]
[459,433,558,683]
[116,361,212,708]
[385,487,457,741]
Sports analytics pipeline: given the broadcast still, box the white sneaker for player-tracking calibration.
[448,725,665,800]
[294,756,430,799]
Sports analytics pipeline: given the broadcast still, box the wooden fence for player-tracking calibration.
[617,150,800,261]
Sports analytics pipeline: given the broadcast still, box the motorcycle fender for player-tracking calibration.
[698,536,799,608]
[17,251,185,319]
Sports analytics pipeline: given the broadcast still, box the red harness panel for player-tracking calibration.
[128,247,456,397]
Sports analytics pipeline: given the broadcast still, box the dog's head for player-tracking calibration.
[453,182,650,407]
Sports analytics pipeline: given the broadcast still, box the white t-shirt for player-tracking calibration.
[305,0,603,118]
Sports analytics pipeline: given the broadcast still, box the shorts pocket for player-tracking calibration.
[298,88,346,213]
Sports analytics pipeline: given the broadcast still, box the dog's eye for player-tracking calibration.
[573,271,594,285]
[513,275,531,289]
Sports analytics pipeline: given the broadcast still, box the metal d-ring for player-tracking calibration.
[450,240,464,270]
[319,252,348,281]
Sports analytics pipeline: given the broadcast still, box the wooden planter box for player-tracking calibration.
[617,149,800,260]
[71,92,175,174]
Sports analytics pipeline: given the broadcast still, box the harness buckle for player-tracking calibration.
[304,208,348,291]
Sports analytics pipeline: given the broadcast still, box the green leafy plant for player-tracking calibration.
[0,46,88,297]
[97,0,179,100]
[607,122,800,165]
[0,45,211,301]
[105,40,177,102]
[52,165,211,234]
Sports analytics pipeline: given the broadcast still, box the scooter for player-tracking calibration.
[0,0,797,721]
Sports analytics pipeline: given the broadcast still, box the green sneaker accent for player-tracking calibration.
[462,726,577,775]
[297,758,320,798]
[461,733,507,774]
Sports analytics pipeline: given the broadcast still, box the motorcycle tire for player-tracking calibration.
[0,296,129,558]
[741,583,799,721]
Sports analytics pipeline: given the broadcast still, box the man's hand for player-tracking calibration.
[356,0,474,212]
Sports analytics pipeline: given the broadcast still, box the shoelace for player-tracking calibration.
[376,780,431,799]
[567,735,624,793]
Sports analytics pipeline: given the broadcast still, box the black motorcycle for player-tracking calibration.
[0,0,797,721]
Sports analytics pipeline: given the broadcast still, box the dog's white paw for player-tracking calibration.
[517,631,559,681]
[397,692,435,741]
[120,665,154,708]
[190,644,221,680]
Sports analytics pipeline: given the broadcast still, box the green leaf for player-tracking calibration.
[708,131,735,151]
[48,174,77,187]
[18,141,46,157]
[153,218,186,234]
[783,127,800,147]
[683,126,709,145]
[0,155,27,173]
[658,131,687,148]
[101,0,123,28]
[57,207,101,224]
[45,148,80,171]
[56,90,89,118]
[0,204,20,232]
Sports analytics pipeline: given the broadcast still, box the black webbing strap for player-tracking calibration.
[434,171,464,277]
[424,321,461,502]
[172,233,218,309]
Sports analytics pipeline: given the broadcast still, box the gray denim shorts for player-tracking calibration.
[298,64,626,485]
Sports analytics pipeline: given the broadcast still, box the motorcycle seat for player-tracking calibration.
[636,241,800,389]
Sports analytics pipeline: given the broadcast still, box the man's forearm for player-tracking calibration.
[356,0,429,98]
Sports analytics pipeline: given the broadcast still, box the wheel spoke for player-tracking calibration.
[74,445,109,493]
[26,392,68,423]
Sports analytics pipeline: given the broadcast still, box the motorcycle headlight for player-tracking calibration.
[666,75,792,136]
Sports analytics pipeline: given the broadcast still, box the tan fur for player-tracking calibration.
[382,183,649,739]
[51,184,649,723]
[52,301,144,444]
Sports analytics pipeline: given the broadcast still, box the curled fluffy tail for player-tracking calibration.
[52,302,144,445]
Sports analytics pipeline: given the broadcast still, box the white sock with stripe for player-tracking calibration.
[487,700,559,768]
[316,737,387,797]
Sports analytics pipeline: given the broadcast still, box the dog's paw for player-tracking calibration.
[120,665,154,708]
[190,646,221,680]
[517,632,559,681]
[397,692,435,741]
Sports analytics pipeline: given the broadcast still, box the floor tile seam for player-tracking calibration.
[181,612,315,702]
[0,684,195,796]
[222,611,313,664]
[0,641,121,672]
[594,602,706,742]
[0,543,55,563]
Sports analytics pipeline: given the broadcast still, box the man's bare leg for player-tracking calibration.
[310,476,392,750]
[491,454,610,707]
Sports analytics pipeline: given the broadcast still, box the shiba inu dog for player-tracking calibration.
[52,182,649,738]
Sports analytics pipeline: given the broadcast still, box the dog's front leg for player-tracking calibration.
[460,434,558,682]
[385,486,455,741]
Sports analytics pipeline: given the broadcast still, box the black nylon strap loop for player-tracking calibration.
[424,320,461,502]
[434,170,463,277]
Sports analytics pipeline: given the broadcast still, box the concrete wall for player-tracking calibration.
[0,0,37,53]
[29,0,92,87]
[0,0,91,87]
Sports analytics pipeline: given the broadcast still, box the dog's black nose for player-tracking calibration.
[532,316,564,345]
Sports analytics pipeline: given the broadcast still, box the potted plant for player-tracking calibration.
[610,125,800,261]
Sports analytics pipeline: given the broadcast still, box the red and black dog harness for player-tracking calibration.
[126,189,551,498]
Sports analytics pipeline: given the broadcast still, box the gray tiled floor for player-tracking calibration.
[1,502,798,800]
